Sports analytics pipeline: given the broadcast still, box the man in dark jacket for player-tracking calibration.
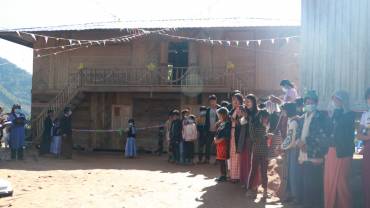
[202,94,220,164]
[298,90,331,208]
[39,110,54,156]
[61,107,73,159]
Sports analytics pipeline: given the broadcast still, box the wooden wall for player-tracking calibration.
[301,0,370,109]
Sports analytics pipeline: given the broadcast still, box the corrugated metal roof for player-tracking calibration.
[11,17,299,32]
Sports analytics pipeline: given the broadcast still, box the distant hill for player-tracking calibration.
[0,57,31,116]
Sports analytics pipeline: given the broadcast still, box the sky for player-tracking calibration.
[0,0,301,74]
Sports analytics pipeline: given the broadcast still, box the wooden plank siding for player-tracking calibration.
[301,0,370,109]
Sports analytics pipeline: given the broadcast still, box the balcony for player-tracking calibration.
[71,66,255,93]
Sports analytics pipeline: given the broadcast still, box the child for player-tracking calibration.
[248,110,270,201]
[196,106,208,164]
[280,103,301,203]
[155,126,165,156]
[180,109,190,164]
[50,118,62,157]
[125,119,137,158]
[169,110,182,163]
[214,107,231,182]
[182,115,198,165]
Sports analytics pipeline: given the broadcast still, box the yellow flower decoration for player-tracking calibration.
[226,61,235,71]
[78,63,85,70]
[146,63,157,72]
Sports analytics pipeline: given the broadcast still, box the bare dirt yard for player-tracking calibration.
[0,151,292,208]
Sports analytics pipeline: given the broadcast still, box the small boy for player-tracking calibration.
[169,110,182,163]
[155,126,165,156]
[196,106,207,164]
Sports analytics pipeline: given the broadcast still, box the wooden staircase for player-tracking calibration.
[32,71,84,142]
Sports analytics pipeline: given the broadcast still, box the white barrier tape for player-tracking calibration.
[72,125,163,133]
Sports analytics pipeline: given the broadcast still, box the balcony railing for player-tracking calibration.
[75,66,233,88]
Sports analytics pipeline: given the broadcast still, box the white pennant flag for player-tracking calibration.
[227,41,231,46]
[78,40,81,45]
[31,34,36,41]
[271,39,275,44]
[235,41,239,46]
[286,37,290,43]
[16,31,21,37]
[246,41,250,46]
[69,39,73,45]
[257,40,261,46]
[103,40,106,46]
[210,40,214,45]
[44,36,48,44]
[218,40,222,45]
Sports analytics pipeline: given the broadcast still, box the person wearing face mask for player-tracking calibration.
[297,90,331,208]
[125,119,137,158]
[324,90,355,208]
[60,107,73,159]
[357,87,370,208]
[7,104,26,160]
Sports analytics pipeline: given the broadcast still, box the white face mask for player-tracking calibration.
[303,104,317,113]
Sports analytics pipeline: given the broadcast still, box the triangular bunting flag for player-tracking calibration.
[44,36,48,44]
[271,39,275,44]
[246,41,250,46]
[286,37,290,43]
[31,34,36,41]
[218,40,222,45]
[227,41,231,46]
[69,39,73,45]
[235,41,239,46]
[257,40,261,46]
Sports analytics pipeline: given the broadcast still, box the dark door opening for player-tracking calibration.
[168,42,189,84]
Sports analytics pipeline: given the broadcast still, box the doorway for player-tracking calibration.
[168,42,189,84]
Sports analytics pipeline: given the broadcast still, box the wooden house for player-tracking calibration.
[0,18,299,150]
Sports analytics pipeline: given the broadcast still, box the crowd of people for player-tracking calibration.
[162,80,370,208]
[1,80,370,207]
[0,106,73,160]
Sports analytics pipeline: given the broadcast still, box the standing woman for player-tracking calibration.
[7,104,26,160]
[358,87,370,208]
[228,93,244,182]
[238,94,260,189]
[324,91,355,208]
[125,119,137,158]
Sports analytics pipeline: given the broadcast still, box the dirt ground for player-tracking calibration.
[0,150,293,208]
